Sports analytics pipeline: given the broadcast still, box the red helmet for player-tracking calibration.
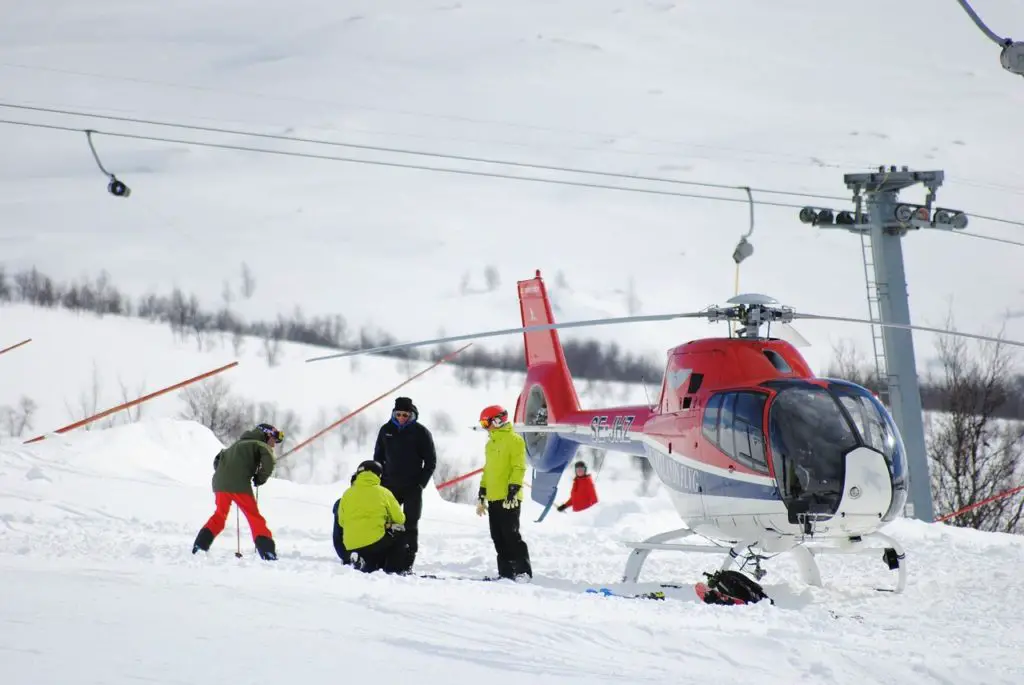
[479,405,508,429]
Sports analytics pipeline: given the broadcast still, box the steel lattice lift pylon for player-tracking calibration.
[798,166,969,523]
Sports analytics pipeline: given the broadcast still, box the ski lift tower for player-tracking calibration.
[798,166,969,523]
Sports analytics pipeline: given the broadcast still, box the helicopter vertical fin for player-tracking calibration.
[517,271,581,420]
[517,271,582,514]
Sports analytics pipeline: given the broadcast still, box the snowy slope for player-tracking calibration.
[0,302,652,489]
[3,418,1024,684]
[2,0,1023,374]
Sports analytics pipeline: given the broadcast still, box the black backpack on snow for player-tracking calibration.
[698,570,772,606]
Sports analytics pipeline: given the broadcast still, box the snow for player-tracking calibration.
[2,0,1023,375]
[4,417,1024,684]
[1,306,1023,683]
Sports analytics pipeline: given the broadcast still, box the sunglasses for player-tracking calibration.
[262,427,284,442]
[394,411,412,418]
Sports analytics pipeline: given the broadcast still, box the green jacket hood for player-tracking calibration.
[238,428,267,443]
[353,470,382,487]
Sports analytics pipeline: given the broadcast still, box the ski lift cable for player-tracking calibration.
[4,101,1024,229]
[950,231,1024,247]
[0,100,852,203]
[0,116,825,210]
[1,112,1023,236]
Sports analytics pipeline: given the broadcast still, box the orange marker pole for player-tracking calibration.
[934,484,1024,523]
[279,343,472,461]
[0,338,32,357]
[24,361,239,444]
[437,466,531,490]
[437,467,484,490]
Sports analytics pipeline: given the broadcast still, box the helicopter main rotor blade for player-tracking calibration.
[776,322,812,348]
[793,313,1024,349]
[305,310,712,363]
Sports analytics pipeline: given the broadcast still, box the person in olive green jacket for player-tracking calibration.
[192,423,282,561]
[476,404,532,580]
[337,460,412,574]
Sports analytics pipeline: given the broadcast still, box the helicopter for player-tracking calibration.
[307,270,1024,594]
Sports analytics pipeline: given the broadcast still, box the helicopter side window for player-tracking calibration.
[730,392,769,472]
[702,394,723,442]
[717,393,737,459]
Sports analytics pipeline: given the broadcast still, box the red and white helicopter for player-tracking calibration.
[309,270,1024,594]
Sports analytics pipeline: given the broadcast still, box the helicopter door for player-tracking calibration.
[767,385,858,523]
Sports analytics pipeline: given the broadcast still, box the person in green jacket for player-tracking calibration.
[192,423,281,561]
[337,460,412,574]
[476,404,532,580]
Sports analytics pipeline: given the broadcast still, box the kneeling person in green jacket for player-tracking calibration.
[337,460,412,574]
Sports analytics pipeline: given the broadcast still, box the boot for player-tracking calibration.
[496,554,514,580]
[254,535,277,561]
[192,527,215,554]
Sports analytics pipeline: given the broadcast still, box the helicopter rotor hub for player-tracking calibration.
[705,302,794,338]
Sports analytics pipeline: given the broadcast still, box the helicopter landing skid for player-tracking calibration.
[621,528,907,595]
[621,528,731,584]
[790,531,908,595]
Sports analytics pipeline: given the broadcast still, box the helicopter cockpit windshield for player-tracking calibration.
[764,379,906,523]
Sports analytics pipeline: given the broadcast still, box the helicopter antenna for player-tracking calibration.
[641,375,654,409]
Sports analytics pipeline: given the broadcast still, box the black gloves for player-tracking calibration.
[477,487,486,503]
[503,484,521,509]
[557,502,570,512]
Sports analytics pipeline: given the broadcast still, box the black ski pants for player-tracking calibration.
[390,486,423,559]
[488,501,532,579]
[350,531,413,574]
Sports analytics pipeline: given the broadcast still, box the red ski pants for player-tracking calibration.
[204,492,272,540]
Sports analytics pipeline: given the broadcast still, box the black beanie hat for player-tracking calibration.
[394,397,417,415]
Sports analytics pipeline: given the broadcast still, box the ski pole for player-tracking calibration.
[254,486,259,555]
[235,506,242,558]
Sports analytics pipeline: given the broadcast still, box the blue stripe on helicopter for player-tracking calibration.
[552,430,779,501]
[646,448,780,501]
[560,432,648,457]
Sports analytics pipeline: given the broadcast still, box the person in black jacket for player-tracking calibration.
[372,396,436,566]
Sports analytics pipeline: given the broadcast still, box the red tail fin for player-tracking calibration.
[516,271,580,421]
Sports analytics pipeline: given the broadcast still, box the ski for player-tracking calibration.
[585,587,666,601]
[413,573,505,582]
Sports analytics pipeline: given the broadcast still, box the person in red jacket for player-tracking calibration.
[556,460,598,513]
